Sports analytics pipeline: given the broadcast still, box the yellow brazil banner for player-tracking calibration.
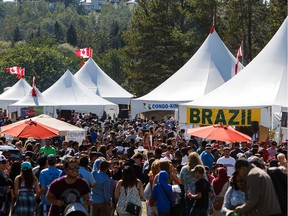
[186,108,261,126]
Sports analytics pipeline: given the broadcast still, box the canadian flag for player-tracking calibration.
[6,66,25,79]
[17,68,25,79]
[76,47,92,59]
[234,42,243,75]
[32,76,37,97]
[6,66,21,75]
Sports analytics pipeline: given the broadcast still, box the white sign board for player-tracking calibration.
[67,131,86,144]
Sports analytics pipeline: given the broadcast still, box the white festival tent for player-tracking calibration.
[42,70,119,117]
[179,17,288,129]
[0,78,32,110]
[131,30,243,118]
[74,58,133,104]
[0,114,86,143]
[8,87,56,116]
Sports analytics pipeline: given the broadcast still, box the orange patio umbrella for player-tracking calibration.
[0,119,59,139]
[187,124,251,143]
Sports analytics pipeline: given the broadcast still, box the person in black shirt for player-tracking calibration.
[187,165,211,216]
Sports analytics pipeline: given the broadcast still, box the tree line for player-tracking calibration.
[0,0,286,96]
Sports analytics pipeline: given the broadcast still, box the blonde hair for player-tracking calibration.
[187,152,203,170]
[149,159,160,177]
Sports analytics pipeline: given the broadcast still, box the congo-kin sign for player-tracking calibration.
[186,108,261,126]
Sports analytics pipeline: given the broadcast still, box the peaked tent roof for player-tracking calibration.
[131,30,242,117]
[180,17,288,111]
[9,87,56,107]
[42,70,119,115]
[74,58,133,104]
[0,78,32,109]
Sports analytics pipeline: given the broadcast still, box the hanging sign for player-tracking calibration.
[186,108,261,126]
[143,103,178,111]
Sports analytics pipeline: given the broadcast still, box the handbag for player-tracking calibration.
[124,188,141,216]
[125,201,141,216]
[160,184,177,216]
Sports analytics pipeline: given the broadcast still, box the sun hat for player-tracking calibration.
[134,146,148,155]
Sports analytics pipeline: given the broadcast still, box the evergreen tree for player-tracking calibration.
[122,0,215,96]
[13,26,22,43]
[66,24,77,46]
[54,21,64,43]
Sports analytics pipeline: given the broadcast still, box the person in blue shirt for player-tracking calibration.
[200,144,215,170]
[152,170,175,216]
[39,154,61,216]
[91,160,112,216]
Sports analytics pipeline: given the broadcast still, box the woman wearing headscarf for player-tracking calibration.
[151,170,175,216]
[211,167,230,216]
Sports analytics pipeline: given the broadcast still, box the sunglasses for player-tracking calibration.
[68,165,80,170]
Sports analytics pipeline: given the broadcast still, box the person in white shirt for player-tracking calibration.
[217,146,236,176]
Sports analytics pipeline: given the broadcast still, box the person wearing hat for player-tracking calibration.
[200,144,215,170]
[216,146,236,176]
[188,165,211,216]
[13,161,40,215]
[39,154,61,216]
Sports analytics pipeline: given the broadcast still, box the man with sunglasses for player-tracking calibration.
[46,158,91,216]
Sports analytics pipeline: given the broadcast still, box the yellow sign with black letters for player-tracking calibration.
[186,108,261,126]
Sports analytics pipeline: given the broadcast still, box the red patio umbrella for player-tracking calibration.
[0,119,59,139]
[187,124,251,143]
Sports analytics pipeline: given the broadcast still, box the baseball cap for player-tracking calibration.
[21,161,32,170]
[223,146,230,150]
[47,154,57,162]
[191,165,205,174]
[0,155,7,162]
[205,144,212,149]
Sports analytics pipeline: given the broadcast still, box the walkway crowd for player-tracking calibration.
[0,113,287,216]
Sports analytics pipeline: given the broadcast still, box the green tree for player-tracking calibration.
[0,40,80,92]
[122,0,215,96]
[13,26,23,43]
[54,21,64,43]
[66,23,77,46]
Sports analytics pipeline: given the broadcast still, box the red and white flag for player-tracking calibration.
[76,47,93,59]
[6,66,21,75]
[234,42,243,75]
[32,76,37,97]
[17,68,25,79]
[210,17,215,34]
[6,66,25,79]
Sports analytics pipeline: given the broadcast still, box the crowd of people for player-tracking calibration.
[0,113,287,216]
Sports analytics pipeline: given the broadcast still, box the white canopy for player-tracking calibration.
[74,58,133,104]
[0,114,85,137]
[28,114,85,136]
[131,30,241,117]
[42,70,119,116]
[9,88,56,107]
[0,78,31,110]
[180,17,288,111]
